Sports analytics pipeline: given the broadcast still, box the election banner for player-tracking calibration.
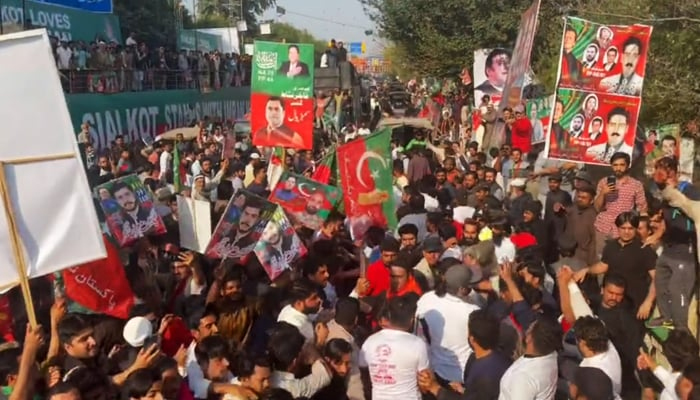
[205,190,275,261]
[546,88,640,165]
[473,48,510,107]
[337,127,395,240]
[253,206,307,281]
[251,41,314,149]
[33,0,113,13]
[557,17,652,97]
[268,171,342,231]
[643,124,681,176]
[526,95,553,144]
[500,0,541,110]
[95,174,166,246]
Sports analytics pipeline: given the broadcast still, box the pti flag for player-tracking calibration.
[337,128,396,240]
[63,235,135,319]
[545,17,652,166]
[268,171,342,231]
[251,41,315,150]
[526,95,554,144]
[499,0,541,110]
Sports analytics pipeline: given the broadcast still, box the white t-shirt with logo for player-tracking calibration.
[359,328,429,400]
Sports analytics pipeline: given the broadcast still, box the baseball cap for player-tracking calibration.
[249,153,261,159]
[548,173,562,182]
[123,317,153,348]
[423,237,443,253]
[574,171,592,184]
[573,367,615,400]
[444,264,483,291]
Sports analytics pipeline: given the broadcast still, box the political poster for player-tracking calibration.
[251,41,314,150]
[337,127,395,240]
[525,95,553,144]
[500,0,541,110]
[177,196,212,254]
[546,88,640,165]
[557,17,652,97]
[253,206,307,281]
[205,190,275,261]
[95,175,167,246]
[268,172,342,231]
[643,124,681,176]
[473,48,511,107]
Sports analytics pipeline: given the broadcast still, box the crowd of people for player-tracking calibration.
[52,32,252,94]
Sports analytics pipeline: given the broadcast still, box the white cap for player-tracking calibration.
[250,153,260,159]
[123,317,153,348]
[510,178,526,188]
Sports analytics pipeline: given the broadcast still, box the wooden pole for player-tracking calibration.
[0,162,38,328]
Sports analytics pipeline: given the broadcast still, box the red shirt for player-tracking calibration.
[511,117,533,154]
[366,260,390,297]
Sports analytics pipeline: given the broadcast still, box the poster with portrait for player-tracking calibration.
[643,124,681,176]
[473,48,511,107]
[557,17,652,97]
[251,41,315,150]
[94,175,167,246]
[205,190,276,261]
[525,95,554,144]
[253,206,307,281]
[177,195,212,254]
[545,88,641,165]
[268,172,342,231]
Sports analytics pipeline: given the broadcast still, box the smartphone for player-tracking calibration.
[607,175,616,186]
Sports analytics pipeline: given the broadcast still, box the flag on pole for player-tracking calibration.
[173,142,183,192]
[312,149,336,185]
[266,147,286,191]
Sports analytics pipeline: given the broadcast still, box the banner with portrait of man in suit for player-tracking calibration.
[251,41,315,150]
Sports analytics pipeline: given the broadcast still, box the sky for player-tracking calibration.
[261,0,383,56]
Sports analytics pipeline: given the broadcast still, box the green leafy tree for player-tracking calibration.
[195,0,275,33]
[114,0,193,49]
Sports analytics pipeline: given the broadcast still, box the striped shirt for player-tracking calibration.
[594,176,647,237]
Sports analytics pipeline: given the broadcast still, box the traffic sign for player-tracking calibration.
[349,42,363,55]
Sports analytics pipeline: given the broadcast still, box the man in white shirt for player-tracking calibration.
[416,264,482,383]
[277,279,322,342]
[572,316,622,397]
[359,295,429,400]
[244,153,260,187]
[159,142,173,180]
[56,41,72,69]
[499,316,562,400]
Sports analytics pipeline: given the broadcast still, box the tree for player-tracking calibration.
[113,0,193,49]
[195,0,276,33]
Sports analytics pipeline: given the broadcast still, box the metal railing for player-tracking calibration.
[58,68,251,94]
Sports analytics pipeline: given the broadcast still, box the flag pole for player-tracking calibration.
[0,162,38,328]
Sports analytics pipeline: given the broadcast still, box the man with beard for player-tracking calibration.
[435,167,458,202]
[592,152,647,259]
[569,114,585,139]
[209,196,263,259]
[474,184,501,212]
[483,167,504,201]
[563,185,598,266]
[561,26,583,85]
[110,181,159,239]
[586,107,634,163]
[505,178,532,228]
[600,36,645,96]
[277,279,323,342]
[292,191,326,231]
[87,154,115,187]
[211,267,257,349]
[398,224,423,268]
[491,217,517,263]
[461,219,480,248]
[581,43,599,69]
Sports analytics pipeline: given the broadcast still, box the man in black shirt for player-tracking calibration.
[648,157,700,329]
[574,211,657,319]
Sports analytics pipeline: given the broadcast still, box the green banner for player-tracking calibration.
[2,0,122,43]
[252,40,314,98]
[66,87,251,149]
[177,29,222,53]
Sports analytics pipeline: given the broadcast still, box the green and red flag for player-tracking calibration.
[337,127,395,240]
[312,148,335,185]
[173,141,183,192]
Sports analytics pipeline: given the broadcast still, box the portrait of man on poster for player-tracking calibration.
[561,26,583,85]
[277,44,310,77]
[254,96,306,148]
[585,107,634,162]
[599,36,645,96]
[474,48,511,95]
[582,43,599,69]
[604,47,618,71]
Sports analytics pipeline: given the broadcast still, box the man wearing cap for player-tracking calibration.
[571,170,593,200]
[416,264,482,385]
[413,237,444,292]
[505,178,532,228]
[244,153,261,187]
[533,150,580,205]
[510,105,533,157]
